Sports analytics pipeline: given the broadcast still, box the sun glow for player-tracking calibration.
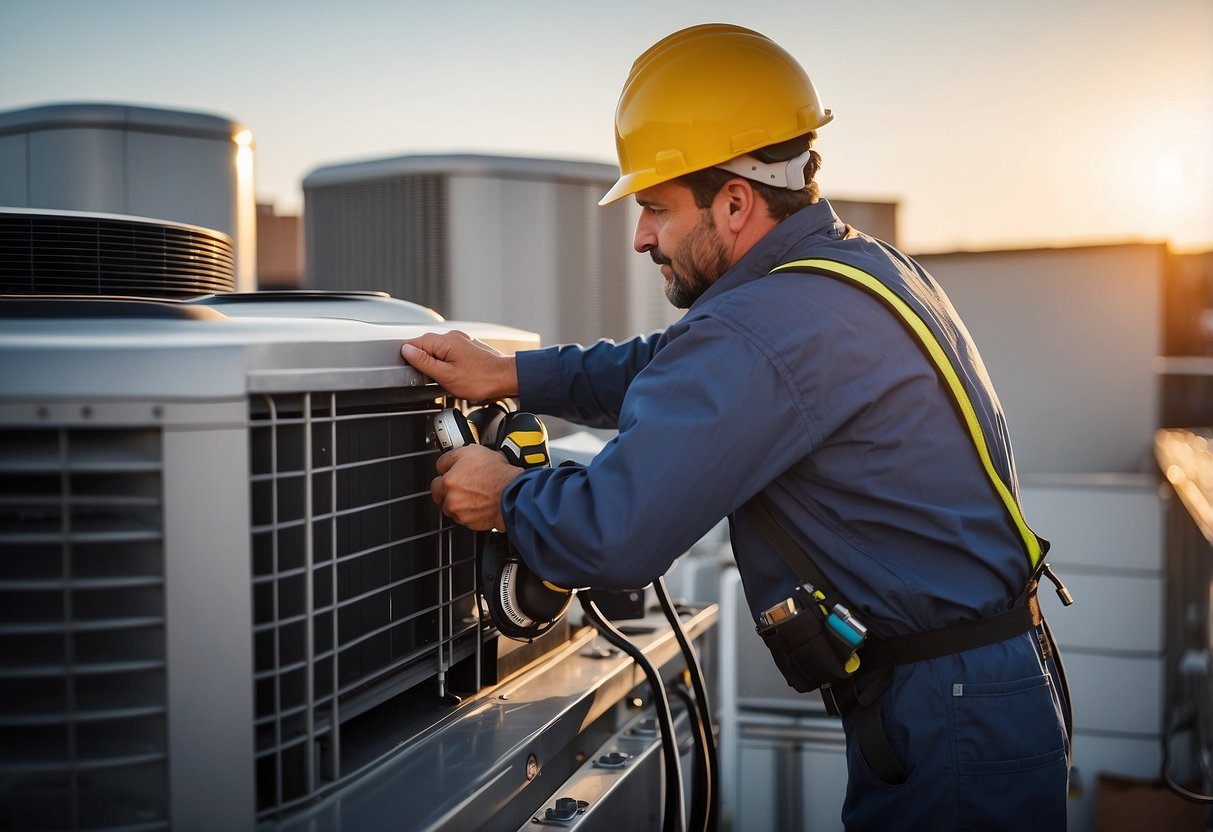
[233,127,257,290]
[1141,139,1211,249]
[1153,151,1185,197]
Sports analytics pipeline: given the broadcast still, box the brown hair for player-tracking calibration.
[678,131,821,221]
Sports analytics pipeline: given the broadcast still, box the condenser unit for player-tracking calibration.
[302,153,680,349]
[0,210,717,831]
[0,103,257,288]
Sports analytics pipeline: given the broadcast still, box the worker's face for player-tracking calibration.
[633,182,730,309]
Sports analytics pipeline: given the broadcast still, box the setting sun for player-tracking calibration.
[1154,151,1185,195]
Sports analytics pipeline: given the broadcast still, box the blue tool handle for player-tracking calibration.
[826,612,865,648]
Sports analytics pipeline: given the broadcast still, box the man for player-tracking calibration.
[401,23,1071,831]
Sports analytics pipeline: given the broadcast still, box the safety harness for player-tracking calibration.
[743,257,1074,783]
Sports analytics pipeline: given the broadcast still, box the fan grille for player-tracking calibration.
[0,211,235,298]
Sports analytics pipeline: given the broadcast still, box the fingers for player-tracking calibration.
[400,333,451,379]
[434,445,463,475]
[400,343,436,375]
[431,447,479,521]
[399,331,472,384]
[429,445,521,531]
[399,330,517,402]
[401,331,470,364]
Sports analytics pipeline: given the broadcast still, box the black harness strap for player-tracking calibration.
[744,491,1043,784]
[861,595,1039,669]
[743,493,838,603]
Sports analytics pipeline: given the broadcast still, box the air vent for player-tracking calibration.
[0,209,235,298]
[304,174,449,314]
[0,427,168,831]
[249,389,479,816]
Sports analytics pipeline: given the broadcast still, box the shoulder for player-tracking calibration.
[701,267,905,350]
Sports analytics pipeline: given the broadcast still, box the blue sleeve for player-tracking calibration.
[516,333,662,429]
[502,315,816,590]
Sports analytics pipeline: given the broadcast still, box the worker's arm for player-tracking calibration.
[514,333,663,428]
[501,315,817,590]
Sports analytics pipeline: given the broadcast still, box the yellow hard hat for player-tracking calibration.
[600,23,834,206]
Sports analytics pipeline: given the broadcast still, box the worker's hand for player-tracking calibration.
[431,444,525,531]
[401,331,519,403]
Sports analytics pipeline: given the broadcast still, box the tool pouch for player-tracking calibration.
[757,607,856,694]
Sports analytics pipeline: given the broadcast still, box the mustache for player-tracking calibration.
[649,249,672,267]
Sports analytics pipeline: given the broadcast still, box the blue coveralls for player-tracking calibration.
[503,199,1070,830]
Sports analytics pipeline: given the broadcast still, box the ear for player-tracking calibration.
[716,178,755,233]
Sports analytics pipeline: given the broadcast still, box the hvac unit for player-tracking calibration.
[0,210,716,831]
[0,103,257,289]
[302,154,679,349]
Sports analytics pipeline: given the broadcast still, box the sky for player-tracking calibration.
[1,0,1210,254]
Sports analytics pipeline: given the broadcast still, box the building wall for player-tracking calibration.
[255,203,303,289]
[918,244,1167,476]
[1167,250,1213,355]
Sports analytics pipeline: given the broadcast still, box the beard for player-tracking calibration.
[651,215,732,309]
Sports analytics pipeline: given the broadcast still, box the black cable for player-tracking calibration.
[1041,617,1074,743]
[668,685,706,832]
[580,595,685,832]
[654,577,719,832]
[1162,697,1213,803]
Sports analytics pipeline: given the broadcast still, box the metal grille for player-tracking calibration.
[249,388,478,816]
[555,182,632,344]
[0,211,236,297]
[304,175,449,314]
[0,427,168,831]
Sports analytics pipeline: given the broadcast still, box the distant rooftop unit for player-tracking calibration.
[0,102,257,289]
[303,153,676,348]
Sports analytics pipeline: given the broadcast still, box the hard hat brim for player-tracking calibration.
[599,171,652,206]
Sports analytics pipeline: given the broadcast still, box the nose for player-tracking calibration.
[633,214,656,254]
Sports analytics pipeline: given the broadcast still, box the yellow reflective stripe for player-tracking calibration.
[770,258,1043,570]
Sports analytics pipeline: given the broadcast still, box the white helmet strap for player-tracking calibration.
[715,148,812,190]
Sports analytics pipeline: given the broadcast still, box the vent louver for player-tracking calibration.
[0,210,235,298]
[304,174,448,314]
[0,427,168,831]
